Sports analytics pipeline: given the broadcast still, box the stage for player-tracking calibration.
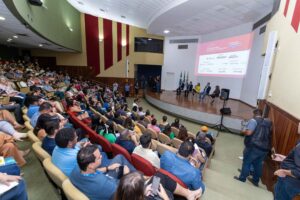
[144,90,255,133]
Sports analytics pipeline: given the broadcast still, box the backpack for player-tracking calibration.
[250,117,272,151]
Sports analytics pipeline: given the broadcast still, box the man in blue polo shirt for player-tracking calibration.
[160,140,205,193]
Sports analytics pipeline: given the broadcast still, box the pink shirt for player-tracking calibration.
[147,124,161,134]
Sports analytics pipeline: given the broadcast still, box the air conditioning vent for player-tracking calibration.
[170,39,198,44]
[178,44,188,49]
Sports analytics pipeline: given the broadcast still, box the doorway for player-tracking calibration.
[135,64,162,91]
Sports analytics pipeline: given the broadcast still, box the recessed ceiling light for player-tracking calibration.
[7,38,12,42]
[13,35,18,39]
[121,15,126,19]
[99,8,105,12]
[148,38,152,41]
[163,30,170,34]
[68,27,73,32]
[0,16,5,21]
[38,44,43,47]
[77,1,84,5]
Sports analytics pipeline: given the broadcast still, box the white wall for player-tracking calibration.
[162,22,265,105]
[162,35,201,90]
[240,24,266,106]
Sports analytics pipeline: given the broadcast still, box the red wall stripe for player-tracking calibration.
[117,22,122,61]
[126,24,129,56]
[291,0,300,32]
[284,0,290,16]
[103,19,113,70]
[84,14,100,75]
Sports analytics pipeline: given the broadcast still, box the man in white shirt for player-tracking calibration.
[133,133,160,169]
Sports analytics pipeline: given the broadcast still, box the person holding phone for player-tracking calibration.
[273,122,300,200]
[114,171,202,200]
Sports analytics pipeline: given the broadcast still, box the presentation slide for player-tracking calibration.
[195,32,253,77]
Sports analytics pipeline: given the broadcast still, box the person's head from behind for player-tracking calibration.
[151,118,157,126]
[145,110,150,116]
[34,113,52,134]
[139,115,145,121]
[162,115,167,122]
[132,106,138,112]
[138,107,143,112]
[44,120,60,137]
[178,141,195,158]
[77,144,101,172]
[124,117,133,129]
[174,118,180,125]
[120,129,132,140]
[55,128,77,148]
[178,126,188,140]
[253,109,262,117]
[140,133,152,149]
[106,120,115,133]
[114,172,145,200]
[39,102,52,114]
[163,124,171,135]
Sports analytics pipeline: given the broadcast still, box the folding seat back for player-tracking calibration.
[158,169,187,188]
[171,126,179,137]
[158,133,171,145]
[131,154,156,176]
[146,128,158,139]
[172,138,183,149]
[62,179,89,200]
[43,158,67,188]
[32,142,50,162]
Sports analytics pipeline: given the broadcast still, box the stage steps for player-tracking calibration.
[201,133,272,200]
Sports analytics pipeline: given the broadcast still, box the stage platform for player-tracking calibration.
[145,90,254,133]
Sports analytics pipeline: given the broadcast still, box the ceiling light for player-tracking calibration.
[68,27,73,32]
[0,16,5,21]
[99,8,105,12]
[38,44,43,47]
[122,41,127,47]
[77,1,84,5]
[7,38,12,42]
[13,35,18,39]
[163,30,170,34]
[121,15,126,19]
[148,38,152,41]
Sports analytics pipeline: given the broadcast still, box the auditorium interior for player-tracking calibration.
[0,0,299,199]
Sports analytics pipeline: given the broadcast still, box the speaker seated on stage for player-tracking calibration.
[199,82,211,101]
[176,82,185,95]
[184,81,193,97]
[192,83,201,96]
[210,85,220,104]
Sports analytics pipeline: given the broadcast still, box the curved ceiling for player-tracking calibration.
[0,1,73,52]
[67,0,274,36]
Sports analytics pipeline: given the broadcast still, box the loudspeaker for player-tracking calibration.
[28,0,43,6]
[220,88,230,100]
[220,107,231,115]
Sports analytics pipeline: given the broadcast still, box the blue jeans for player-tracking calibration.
[239,146,268,183]
[0,163,20,175]
[274,177,300,200]
[0,179,28,200]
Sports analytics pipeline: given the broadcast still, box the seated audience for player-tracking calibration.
[177,126,188,141]
[114,171,201,200]
[0,172,28,200]
[70,145,135,200]
[199,82,211,101]
[98,120,117,144]
[26,95,41,118]
[137,106,145,117]
[0,109,24,130]
[0,102,24,125]
[186,137,207,169]
[116,129,139,154]
[123,117,142,135]
[162,125,175,139]
[0,132,30,167]
[138,115,148,128]
[199,126,215,145]
[0,120,27,141]
[41,120,60,155]
[192,83,201,96]
[34,113,60,140]
[147,118,161,134]
[195,132,213,157]
[30,102,52,127]
[171,118,182,129]
[160,141,205,192]
[133,133,160,169]
[158,115,169,131]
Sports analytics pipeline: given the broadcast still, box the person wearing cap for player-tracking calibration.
[160,140,205,192]
[199,126,215,145]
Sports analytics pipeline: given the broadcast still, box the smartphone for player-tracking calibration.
[116,166,124,179]
[151,176,161,195]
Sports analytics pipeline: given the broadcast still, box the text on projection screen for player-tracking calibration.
[196,32,253,77]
